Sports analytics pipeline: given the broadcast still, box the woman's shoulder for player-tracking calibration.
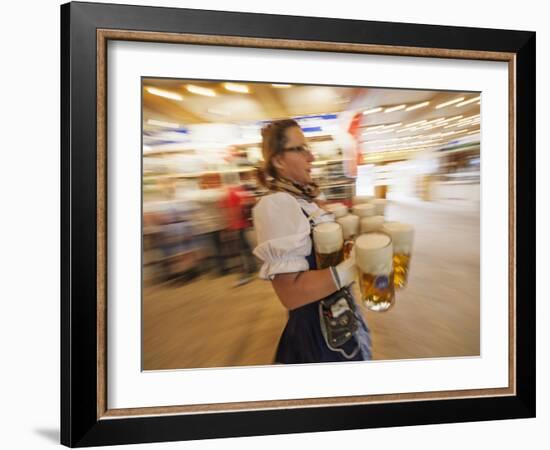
[254,192,301,213]
[253,192,309,236]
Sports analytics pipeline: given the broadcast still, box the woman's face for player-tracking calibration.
[273,126,315,185]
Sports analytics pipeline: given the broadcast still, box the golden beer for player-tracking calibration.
[381,222,414,288]
[313,222,344,269]
[336,214,359,260]
[360,215,384,233]
[355,233,395,312]
[392,253,411,288]
[353,203,375,218]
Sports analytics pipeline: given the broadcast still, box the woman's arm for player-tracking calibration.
[253,193,354,310]
[271,268,338,311]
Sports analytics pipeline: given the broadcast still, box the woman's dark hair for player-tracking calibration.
[257,119,300,187]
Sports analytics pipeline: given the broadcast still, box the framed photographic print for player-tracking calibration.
[61,1,535,447]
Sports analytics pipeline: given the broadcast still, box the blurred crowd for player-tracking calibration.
[143,173,259,287]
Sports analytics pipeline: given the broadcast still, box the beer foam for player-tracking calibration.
[382,222,414,254]
[325,202,348,218]
[371,198,388,216]
[313,222,344,254]
[336,214,359,239]
[355,233,393,275]
[353,203,375,217]
[360,215,384,233]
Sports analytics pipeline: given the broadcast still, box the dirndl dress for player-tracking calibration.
[274,211,372,364]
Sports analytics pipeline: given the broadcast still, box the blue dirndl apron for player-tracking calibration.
[274,210,372,364]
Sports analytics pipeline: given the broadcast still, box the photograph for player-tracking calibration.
[57,1,536,446]
[141,79,482,370]
[0,0,544,447]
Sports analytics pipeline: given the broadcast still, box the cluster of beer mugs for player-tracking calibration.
[318,197,414,312]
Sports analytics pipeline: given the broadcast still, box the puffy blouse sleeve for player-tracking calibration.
[252,192,311,280]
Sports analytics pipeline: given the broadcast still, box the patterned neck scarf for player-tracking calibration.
[268,177,321,202]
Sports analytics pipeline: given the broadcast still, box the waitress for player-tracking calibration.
[252,119,372,364]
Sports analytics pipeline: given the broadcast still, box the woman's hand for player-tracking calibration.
[332,251,358,290]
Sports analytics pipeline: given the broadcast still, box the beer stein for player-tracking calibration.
[355,233,395,312]
[326,202,348,219]
[360,215,384,234]
[353,195,374,205]
[313,222,344,269]
[336,214,359,260]
[371,198,388,216]
[353,203,375,218]
[381,222,414,288]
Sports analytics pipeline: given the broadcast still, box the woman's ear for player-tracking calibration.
[272,154,285,171]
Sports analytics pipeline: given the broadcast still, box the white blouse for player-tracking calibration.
[252,192,335,280]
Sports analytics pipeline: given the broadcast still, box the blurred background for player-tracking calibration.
[141,79,480,370]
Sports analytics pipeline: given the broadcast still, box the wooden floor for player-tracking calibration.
[142,200,480,370]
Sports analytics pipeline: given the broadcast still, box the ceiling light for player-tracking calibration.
[384,104,407,113]
[436,97,465,109]
[384,122,402,129]
[364,125,385,131]
[223,82,249,94]
[456,96,481,107]
[145,87,183,101]
[454,121,476,128]
[363,107,383,115]
[426,117,446,124]
[147,119,180,128]
[376,128,397,134]
[430,123,449,130]
[459,114,480,122]
[405,120,427,128]
[440,115,463,124]
[405,101,430,111]
[271,84,291,88]
[185,84,216,97]
[414,124,434,132]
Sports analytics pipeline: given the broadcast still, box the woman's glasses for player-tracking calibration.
[282,144,312,155]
